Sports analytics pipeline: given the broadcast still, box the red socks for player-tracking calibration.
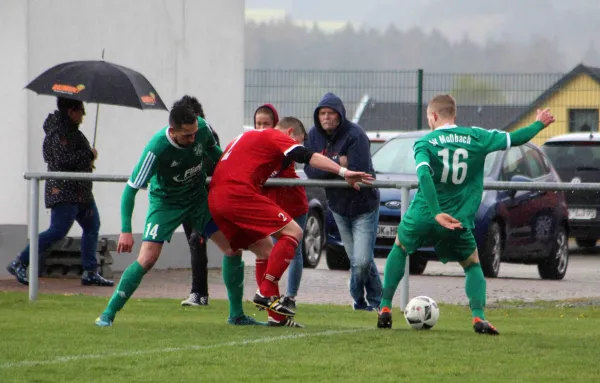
[255,258,268,285]
[259,235,298,297]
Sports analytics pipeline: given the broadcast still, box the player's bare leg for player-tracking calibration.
[377,236,408,329]
[208,230,266,326]
[250,221,303,320]
[459,251,499,335]
[96,242,163,326]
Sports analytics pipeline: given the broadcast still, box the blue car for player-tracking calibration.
[325,130,570,280]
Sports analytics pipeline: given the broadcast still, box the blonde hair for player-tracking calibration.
[428,94,456,118]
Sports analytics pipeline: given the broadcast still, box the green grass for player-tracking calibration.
[1,291,599,383]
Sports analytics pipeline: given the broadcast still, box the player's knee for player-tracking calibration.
[280,221,303,243]
[459,250,480,269]
[138,242,162,270]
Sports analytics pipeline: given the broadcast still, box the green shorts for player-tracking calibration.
[397,213,476,264]
[143,200,214,243]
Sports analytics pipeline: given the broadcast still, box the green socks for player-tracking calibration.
[222,255,245,320]
[381,243,407,310]
[464,263,486,320]
[103,261,147,320]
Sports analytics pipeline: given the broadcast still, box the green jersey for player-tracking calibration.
[410,125,509,228]
[127,117,221,207]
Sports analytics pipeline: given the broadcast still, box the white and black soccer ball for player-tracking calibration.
[404,296,440,330]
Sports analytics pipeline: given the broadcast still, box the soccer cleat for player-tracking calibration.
[6,260,29,285]
[473,317,500,335]
[81,271,114,287]
[95,314,113,327]
[253,291,296,317]
[281,296,297,310]
[181,293,209,306]
[377,307,393,329]
[268,316,305,328]
[227,314,267,326]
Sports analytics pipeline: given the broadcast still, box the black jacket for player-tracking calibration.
[42,111,95,208]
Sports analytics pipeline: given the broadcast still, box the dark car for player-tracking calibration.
[325,131,570,280]
[296,168,328,268]
[542,133,600,249]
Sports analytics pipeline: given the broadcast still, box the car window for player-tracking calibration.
[542,142,600,171]
[372,136,498,176]
[522,146,550,179]
[370,141,385,155]
[502,147,526,180]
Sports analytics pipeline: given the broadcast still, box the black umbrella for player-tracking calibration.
[26,56,168,146]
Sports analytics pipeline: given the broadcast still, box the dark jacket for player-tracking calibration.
[304,93,379,217]
[42,111,95,208]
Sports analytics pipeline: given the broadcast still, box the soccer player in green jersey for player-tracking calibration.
[376,94,555,335]
[95,103,261,327]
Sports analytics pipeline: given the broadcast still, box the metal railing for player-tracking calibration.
[22,171,600,309]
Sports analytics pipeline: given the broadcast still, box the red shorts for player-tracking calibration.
[208,187,293,251]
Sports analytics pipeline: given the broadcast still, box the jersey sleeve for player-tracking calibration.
[413,141,433,175]
[270,130,301,155]
[474,127,511,154]
[127,144,159,190]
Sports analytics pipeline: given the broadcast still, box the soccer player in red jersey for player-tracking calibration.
[209,117,373,324]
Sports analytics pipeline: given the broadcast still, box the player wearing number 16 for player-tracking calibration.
[95,103,262,327]
[377,94,556,334]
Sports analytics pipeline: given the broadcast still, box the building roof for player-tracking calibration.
[358,102,529,132]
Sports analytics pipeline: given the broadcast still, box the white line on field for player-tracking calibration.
[1,328,371,369]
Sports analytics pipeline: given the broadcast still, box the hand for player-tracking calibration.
[344,170,375,190]
[434,213,463,230]
[535,108,555,128]
[117,232,135,253]
[339,155,348,167]
[92,148,98,159]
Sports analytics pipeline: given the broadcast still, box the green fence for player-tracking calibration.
[244,68,596,145]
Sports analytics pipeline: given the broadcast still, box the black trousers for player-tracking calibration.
[182,222,208,296]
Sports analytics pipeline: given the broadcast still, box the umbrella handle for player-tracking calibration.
[92,103,100,148]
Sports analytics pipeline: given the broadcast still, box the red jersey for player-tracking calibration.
[211,129,301,194]
[263,161,308,218]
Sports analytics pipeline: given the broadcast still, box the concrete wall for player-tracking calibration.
[0,0,244,276]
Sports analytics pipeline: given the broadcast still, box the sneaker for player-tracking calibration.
[268,316,305,328]
[377,307,393,329]
[227,314,267,326]
[95,314,113,327]
[181,293,209,306]
[6,260,29,285]
[473,317,500,335]
[253,291,295,317]
[281,296,297,310]
[353,301,375,312]
[81,271,114,287]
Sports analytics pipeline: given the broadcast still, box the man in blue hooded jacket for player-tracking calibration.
[304,92,382,310]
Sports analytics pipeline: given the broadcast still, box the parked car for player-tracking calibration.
[325,130,570,280]
[366,131,402,155]
[542,133,600,249]
[295,168,328,268]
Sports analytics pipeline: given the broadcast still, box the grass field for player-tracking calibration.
[1,291,599,383]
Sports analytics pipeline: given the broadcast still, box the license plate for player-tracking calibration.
[568,208,597,220]
[377,225,397,238]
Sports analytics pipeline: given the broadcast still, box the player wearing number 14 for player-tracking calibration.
[377,94,556,334]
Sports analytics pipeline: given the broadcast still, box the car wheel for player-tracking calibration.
[480,222,502,278]
[409,257,427,275]
[302,210,323,268]
[576,238,597,249]
[538,226,568,280]
[325,245,350,270]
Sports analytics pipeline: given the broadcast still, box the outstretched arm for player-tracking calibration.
[510,108,555,146]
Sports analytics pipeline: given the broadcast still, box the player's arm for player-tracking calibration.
[303,130,339,179]
[287,146,373,190]
[414,148,442,217]
[204,122,223,163]
[118,147,159,253]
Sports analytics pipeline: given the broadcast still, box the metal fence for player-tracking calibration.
[22,171,600,309]
[245,68,599,146]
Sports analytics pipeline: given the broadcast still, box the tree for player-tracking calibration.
[450,75,507,105]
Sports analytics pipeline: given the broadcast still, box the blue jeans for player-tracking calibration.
[18,202,101,271]
[272,213,307,297]
[331,206,382,308]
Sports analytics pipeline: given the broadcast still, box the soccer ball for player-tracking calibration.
[404,296,440,330]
